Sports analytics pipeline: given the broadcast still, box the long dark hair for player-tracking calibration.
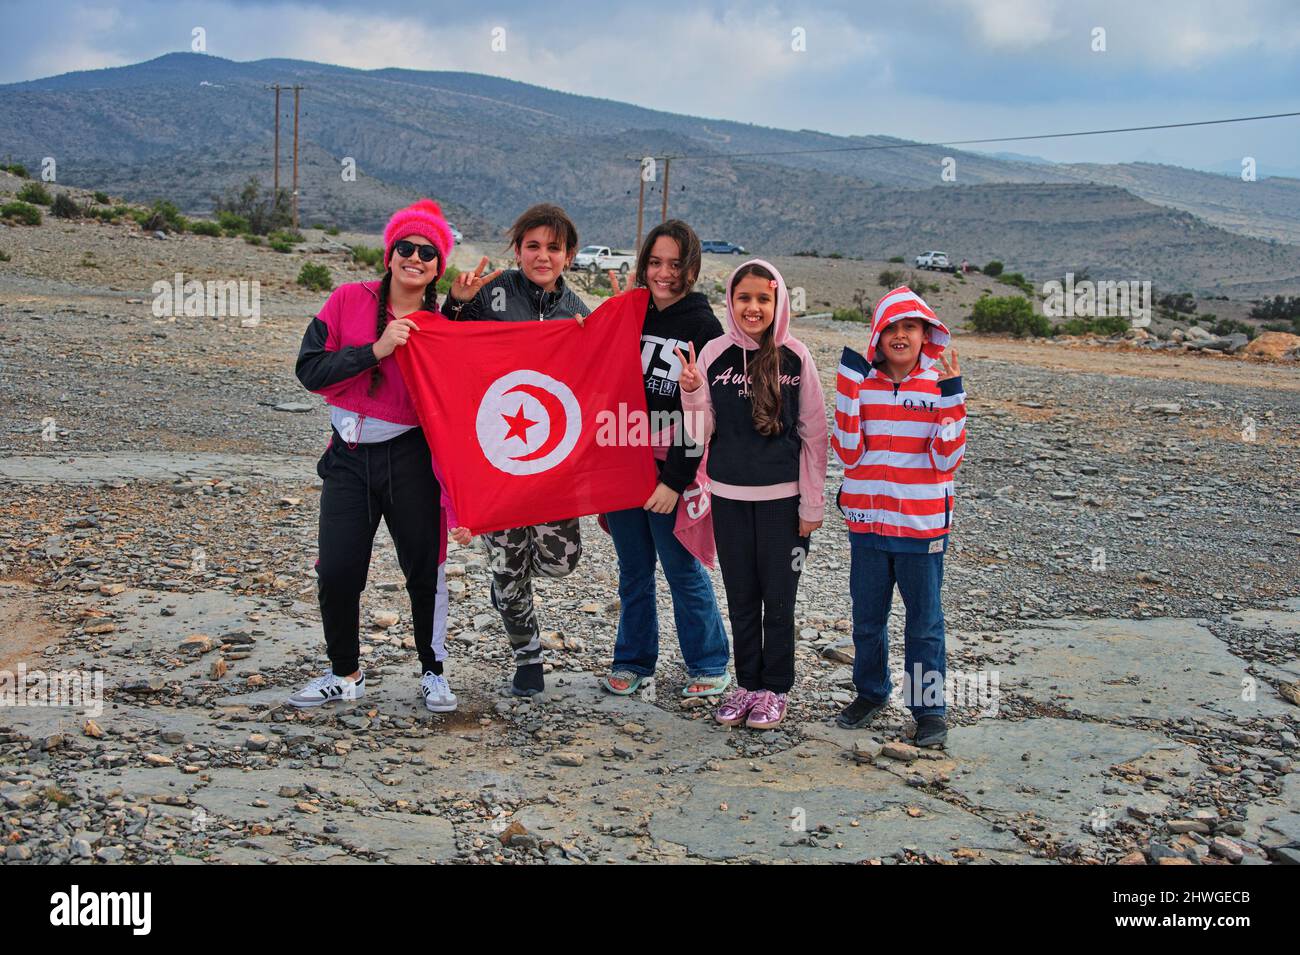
[731,262,783,436]
[369,265,439,395]
[635,219,701,296]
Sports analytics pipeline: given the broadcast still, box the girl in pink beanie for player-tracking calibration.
[288,198,460,715]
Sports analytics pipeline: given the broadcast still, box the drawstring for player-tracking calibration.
[742,347,749,397]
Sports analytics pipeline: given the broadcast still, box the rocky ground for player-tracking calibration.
[1,215,1298,865]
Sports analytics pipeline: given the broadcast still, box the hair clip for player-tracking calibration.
[769,279,778,289]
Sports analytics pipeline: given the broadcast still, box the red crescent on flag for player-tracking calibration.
[504,383,568,462]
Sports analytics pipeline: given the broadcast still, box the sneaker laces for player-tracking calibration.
[305,672,339,692]
[421,672,447,696]
[751,691,782,720]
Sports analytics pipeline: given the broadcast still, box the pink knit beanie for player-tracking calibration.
[382,198,455,277]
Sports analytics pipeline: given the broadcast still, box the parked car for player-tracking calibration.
[702,240,747,255]
[448,224,463,243]
[914,251,954,271]
[572,245,636,274]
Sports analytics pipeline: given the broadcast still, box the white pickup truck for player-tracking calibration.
[572,245,636,274]
[914,251,954,271]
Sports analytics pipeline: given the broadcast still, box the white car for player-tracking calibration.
[572,245,636,274]
[914,251,952,271]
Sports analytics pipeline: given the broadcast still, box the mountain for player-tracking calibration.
[3,53,1299,294]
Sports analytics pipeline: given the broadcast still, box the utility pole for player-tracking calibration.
[635,167,646,251]
[266,85,285,192]
[291,83,302,229]
[660,157,671,222]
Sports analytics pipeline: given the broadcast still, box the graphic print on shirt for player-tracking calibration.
[639,335,688,397]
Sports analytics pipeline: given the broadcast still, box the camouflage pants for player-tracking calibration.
[481,519,582,664]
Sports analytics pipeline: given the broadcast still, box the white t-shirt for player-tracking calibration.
[330,408,415,444]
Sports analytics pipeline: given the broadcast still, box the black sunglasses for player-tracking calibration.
[392,240,439,263]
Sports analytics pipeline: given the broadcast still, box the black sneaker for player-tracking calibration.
[914,715,948,749]
[511,662,545,698]
[836,696,886,729]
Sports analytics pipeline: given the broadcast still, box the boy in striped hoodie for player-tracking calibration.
[830,287,965,747]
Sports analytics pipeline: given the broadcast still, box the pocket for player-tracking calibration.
[316,439,335,480]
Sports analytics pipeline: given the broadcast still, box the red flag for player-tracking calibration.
[395,290,658,535]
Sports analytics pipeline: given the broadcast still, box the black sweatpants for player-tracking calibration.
[315,427,446,677]
[711,495,808,694]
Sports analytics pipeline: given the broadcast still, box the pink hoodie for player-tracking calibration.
[681,258,828,523]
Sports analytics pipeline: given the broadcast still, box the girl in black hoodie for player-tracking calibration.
[599,221,732,699]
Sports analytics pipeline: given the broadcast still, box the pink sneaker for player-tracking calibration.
[714,688,758,726]
[745,690,787,729]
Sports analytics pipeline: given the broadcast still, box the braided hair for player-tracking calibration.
[368,263,440,396]
[731,263,783,436]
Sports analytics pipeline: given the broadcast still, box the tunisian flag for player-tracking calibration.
[395,291,658,534]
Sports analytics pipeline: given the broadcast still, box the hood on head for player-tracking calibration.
[724,257,791,351]
[866,285,950,371]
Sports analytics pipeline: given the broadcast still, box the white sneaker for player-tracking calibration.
[420,671,457,712]
[286,670,365,708]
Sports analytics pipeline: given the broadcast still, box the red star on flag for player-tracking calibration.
[501,405,538,443]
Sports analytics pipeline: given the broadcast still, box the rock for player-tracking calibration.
[99,582,126,596]
[209,657,228,680]
[498,820,529,846]
[1242,330,1300,361]
[1117,850,1147,865]
[1184,325,1215,342]
[852,740,881,763]
[143,753,174,766]
[1279,681,1300,706]
[244,733,270,752]
[180,633,214,655]
[372,610,399,629]
[273,402,314,413]
[82,719,103,739]
[121,676,165,694]
[1167,819,1211,834]
[821,642,854,664]
[881,742,920,763]
[552,752,584,767]
[5,845,33,861]
[95,846,125,862]
[1210,837,1243,863]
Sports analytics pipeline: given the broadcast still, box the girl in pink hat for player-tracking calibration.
[286,199,460,715]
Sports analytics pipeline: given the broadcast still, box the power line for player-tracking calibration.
[627,109,1300,163]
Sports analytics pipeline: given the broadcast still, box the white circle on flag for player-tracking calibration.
[475,370,582,475]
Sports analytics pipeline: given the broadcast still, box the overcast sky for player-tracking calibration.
[2,0,1298,174]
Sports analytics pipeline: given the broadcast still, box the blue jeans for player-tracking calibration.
[849,534,947,717]
[604,505,730,679]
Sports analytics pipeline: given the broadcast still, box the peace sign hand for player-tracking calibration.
[450,256,504,303]
[674,341,703,393]
[937,346,961,382]
[607,270,624,295]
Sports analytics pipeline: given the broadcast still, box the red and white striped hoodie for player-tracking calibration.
[831,287,966,550]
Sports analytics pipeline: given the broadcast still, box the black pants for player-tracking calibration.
[315,427,446,677]
[711,495,808,694]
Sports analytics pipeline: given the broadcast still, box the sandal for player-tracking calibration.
[600,670,647,696]
[682,673,732,698]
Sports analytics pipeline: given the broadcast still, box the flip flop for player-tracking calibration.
[600,670,646,696]
[681,673,732,698]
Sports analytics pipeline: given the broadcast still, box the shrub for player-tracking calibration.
[244,235,263,246]
[1,163,30,178]
[325,226,340,236]
[0,250,10,262]
[1249,295,1300,326]
[350,245,384,271]
[213,176,291,236]
[92,191,111,204]
[269,239,294,253]
[0,201,42,225]
[888,255,905,264]
[1054,315,1130,337]
[17,182,53,205]
[878,269,904,288]
[216,210,249,235]
[51,193,81,219]
[983,260,1004,277]
[827,251,843,259]
[996,271,1034,295]
[297,262,334,291]
[969,295,1050,337]
[268,228,304,245]
[435,265,461,297]
[189,219,223,237]
[133,199,187,233]
[792,249,819,257]
[832,308,870,323]
[1211,317,1255,338]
